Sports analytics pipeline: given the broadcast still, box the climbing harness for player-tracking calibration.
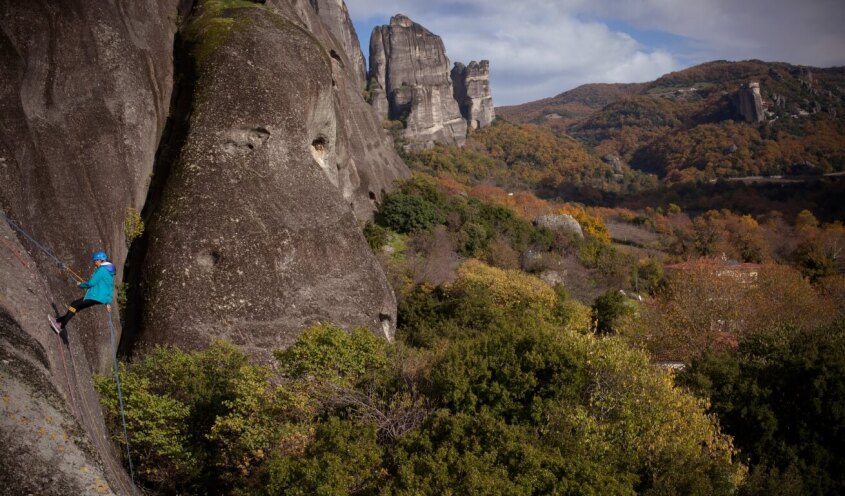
[0,209,137,491]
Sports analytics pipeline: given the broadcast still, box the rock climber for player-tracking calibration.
[49,250,115,333]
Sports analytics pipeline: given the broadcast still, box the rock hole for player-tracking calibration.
[311,136,328,166]
[197,250,221,269]
[221,127,271,155]
[329,49,344,67]
[368,191,376,200]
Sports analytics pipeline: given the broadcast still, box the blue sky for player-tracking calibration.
[346,0,845,106]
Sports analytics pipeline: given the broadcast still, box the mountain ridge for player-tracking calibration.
[498,59,845,182]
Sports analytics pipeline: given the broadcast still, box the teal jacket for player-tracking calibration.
[79,262,116,304]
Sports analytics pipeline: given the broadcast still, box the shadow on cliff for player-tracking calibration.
[119,27,197,358]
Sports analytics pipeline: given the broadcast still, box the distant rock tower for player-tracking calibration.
[736,82,764,123]
[368,14,470,149]
[451,60,495,130]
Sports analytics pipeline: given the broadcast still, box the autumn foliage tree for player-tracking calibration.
[621,262,837,361]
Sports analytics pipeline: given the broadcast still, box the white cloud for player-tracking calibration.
[345,0,845,105]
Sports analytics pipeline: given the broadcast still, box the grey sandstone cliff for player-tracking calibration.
[451,60,495,129]
[134,1,403,363]
[368,14,467,149]
[309,0,367,91]
[0,0,178,493]
[0,0,409,491]
[735,81,764,123]
[274,0,410,218]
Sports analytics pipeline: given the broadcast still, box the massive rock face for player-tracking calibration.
[0,0,408,491]
[309,0,367,91]
[0,0,178,493]
[292,1,410,218]
[133,2,402,363]
[451,60,495,129]
[368,14,467,149]
[735,81,764,123]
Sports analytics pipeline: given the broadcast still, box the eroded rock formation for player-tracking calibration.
[309,0,367,91]
[534,214,584,239]
[0,0,409,491]
[134,1,402,363]
[451,60,495,129]
[275,0,410,218]
[735,81,764,123]
[0,0,179,492]
[368,14,467,149]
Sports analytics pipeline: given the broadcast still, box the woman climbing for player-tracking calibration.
[49,250,115,333]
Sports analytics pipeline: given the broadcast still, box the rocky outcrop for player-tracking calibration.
[735,81,764,123]
[451,60,495,129]
[0,0,179,493]
[534,214,584,239]
[134,2,400,363]
[277,0,410,218]
[368,14,467,149]
[601,154,624,173]
[309,0,367,91]
[0,0,409,491]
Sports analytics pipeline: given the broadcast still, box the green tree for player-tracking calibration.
[363,221,390,250]
[97,342,302,494]
[275,323,389,386]
[265,418,385,496]
[95,366,197,491]
[592,289,634,334]
[679,322,845,496]
[379,193,444,234]
[636,258,664,295]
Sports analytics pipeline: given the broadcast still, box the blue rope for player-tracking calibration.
[0,210,69,272]
[106,307,136,485]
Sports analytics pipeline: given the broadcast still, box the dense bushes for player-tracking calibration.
[679,322,845,495]
[379,193,444,234]
[98,260,745,495]
[373,176,558,284]
[95,342,285,494]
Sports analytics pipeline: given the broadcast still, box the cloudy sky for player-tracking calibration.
[346,0,845,105]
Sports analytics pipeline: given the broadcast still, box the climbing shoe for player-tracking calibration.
[48,315,62,334]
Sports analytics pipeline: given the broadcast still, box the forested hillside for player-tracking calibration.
[500,60,845,183]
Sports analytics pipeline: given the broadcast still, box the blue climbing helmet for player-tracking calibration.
[91,250,108,262]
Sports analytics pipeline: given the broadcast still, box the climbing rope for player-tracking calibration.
[0,208,137,490]
[0,210,84,282]
[105,305,136,482]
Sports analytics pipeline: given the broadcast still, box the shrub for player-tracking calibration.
[378,193,443,234]
[275,323,389,386]
[592,289,634,335]
[363,221,390,250]
[123,207,144,247]
[265,418,385,496]
[96,341,299,494]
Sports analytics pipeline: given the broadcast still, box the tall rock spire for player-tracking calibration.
[451,60,495,129]
[368,14,467,149]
